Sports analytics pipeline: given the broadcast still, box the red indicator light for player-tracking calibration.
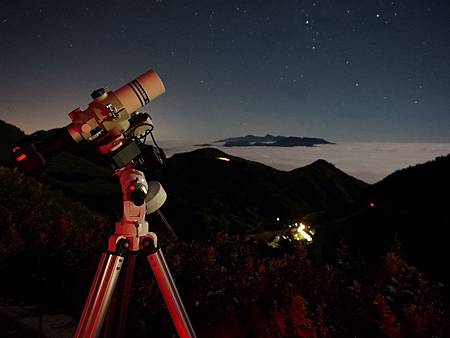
[129,185,136,191]
[369,202,376,208]
[16,154,27,162]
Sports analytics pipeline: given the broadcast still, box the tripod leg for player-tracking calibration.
[104,253,137,338]
[116,253,136,336]
[146,245,196,338]
[75,252,125,338]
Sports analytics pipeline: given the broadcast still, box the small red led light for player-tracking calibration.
[369,202,376,208]
[16,154,27,162]
[129,185,136,191]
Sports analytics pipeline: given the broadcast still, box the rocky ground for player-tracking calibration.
[0,298,75,338]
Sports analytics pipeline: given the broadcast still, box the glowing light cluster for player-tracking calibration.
[290,222,314,242]
[267,221,315,248]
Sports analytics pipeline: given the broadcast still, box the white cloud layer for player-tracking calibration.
[160,142,450,184]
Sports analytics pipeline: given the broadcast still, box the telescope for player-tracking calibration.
[11,69,165,174]
[11,69,197,338]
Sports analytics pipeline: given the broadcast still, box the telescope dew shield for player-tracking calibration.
[114,70,166,116]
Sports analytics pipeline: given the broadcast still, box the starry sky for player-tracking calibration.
[1,0,449,142]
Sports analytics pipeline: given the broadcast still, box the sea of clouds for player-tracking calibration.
[159,142,450,184]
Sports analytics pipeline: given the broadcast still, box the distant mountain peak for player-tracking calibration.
[214,134,334,147]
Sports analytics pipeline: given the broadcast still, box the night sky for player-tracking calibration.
[1,0,449,142]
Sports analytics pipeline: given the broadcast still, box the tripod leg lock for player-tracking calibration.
[109,238,130,257]
[141,237,158,255]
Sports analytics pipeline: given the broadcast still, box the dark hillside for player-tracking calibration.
[288,159,367,208]
[366,154,450,282]
[315,154,450,284]
[157,148,368,239]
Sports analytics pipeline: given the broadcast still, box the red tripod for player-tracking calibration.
[74,165,196,338]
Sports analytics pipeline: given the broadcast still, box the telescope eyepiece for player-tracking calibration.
[12,142,47,175]
[11,128,75,175]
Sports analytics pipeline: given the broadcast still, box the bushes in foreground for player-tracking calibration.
[0,167,448,337]
[136,235,447,338]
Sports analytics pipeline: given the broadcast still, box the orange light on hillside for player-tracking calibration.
[216,157,230,162]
